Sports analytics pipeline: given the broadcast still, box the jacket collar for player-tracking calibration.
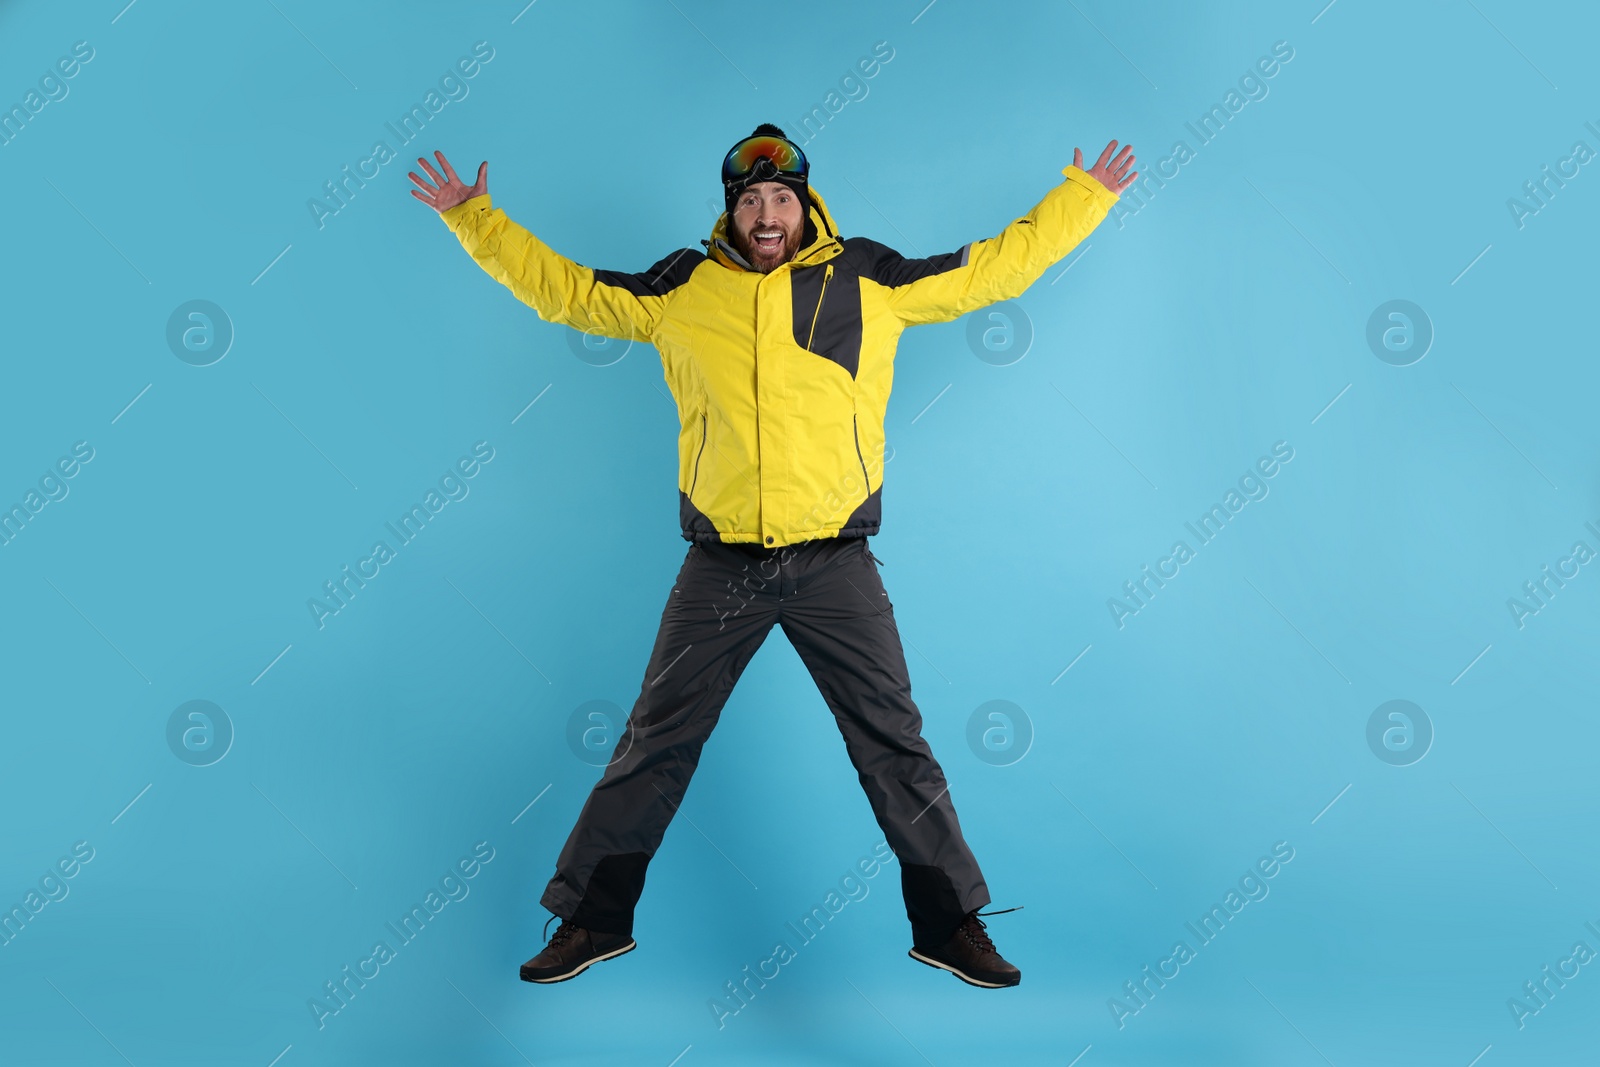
[702,185,844,273]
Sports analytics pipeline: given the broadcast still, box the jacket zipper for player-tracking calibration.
[805,263,834,351]
[689,411,708,497]
[852,412,870,493]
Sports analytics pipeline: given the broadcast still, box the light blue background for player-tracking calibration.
[3,1,1597,1064]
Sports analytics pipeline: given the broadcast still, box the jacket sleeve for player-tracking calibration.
[880,165,1119,326]
[437,193,695,342]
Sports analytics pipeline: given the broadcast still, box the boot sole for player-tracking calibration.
[907,947,1020,988]
[520,939,637,984]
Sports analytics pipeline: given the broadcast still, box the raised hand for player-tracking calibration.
[409,150,488,213]
[1074,140,1137,195]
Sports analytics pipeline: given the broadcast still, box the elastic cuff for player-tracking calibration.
[1060,163,1120,203]
[439,193,493,225]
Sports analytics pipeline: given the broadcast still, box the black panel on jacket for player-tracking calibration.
[679,491,721,542]
[592,248,705,297]
[839,485,882,537]
[842,235,970,288]
[680,489,879,542]
[790,264,864,379]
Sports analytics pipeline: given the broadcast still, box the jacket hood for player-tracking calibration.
[702,185,844,272]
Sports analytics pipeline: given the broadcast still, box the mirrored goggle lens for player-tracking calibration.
[723,136,806,181]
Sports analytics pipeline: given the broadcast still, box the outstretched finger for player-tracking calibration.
[416,155,446,187]
[1095,140,1120,170]
[474,161,487,190]
[409,187,435,204]
[1073,146,1084,169]
[406,169,438,193]
[436,150,461,186]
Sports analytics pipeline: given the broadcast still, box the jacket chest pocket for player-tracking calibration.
[805,263,833,351]
[789,263,864,380]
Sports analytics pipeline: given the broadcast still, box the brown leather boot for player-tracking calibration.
[907,907,1022,988]
[519,915,637,984]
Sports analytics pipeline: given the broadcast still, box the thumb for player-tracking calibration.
[475,161,488,188]
[1072,147,1083,169]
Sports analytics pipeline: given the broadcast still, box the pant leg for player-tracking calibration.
[541,541,780,936]
[776,536,991,948]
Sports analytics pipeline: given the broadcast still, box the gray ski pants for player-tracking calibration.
[539,534,992,948]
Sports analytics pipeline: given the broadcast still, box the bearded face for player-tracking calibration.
[730,181,806,273]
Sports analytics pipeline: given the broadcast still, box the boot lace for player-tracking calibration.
[961,905,1022,954]
[543,914,579,948]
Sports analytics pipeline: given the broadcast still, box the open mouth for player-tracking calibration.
[752,230,785,255]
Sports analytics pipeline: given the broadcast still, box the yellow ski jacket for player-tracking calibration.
[438,164,1117,548]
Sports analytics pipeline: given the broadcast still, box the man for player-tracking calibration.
[410,124,1134,989]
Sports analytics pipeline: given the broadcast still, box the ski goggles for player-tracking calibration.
[721,134,808,188]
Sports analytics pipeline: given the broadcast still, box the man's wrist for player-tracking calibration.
[440,193,492,223]
[1061,163,1119,201]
